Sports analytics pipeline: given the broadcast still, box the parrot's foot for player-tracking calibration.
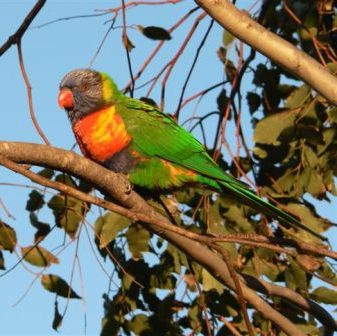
[124,180,133,195]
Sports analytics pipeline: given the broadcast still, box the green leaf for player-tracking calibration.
[157,293,178,320]
[230,156,252,175]
[0,250,5,270]
[188,304,202,332]
[299,12,318,40]
[29,213,51,243]
[296,324,320,335]
[137,25,171,40]
[299,26,318,40]
[216,46,227,63]
[296,254,322,272]
[21,246,59,267]
[100,294,124,336]
[316,262,337,285]
[204,198,225,234]
[52,300,63,331]
[78,179,92,193]
[224,59,237,81]
[216,89,229,114]
[164,243,186,274]
[254,111,296,146]
[101,316,121,336]
[255,257,281,281]
[123,34,135,52]
[222,29,235,47]
[41,274,81,299]
[253,64,269,87]
[126,314,150,334]
[48,194,84,238]
[317,128,336,155]
[202,268,223,294]
[37,168,54,179]
[0,221,17,252]
[54,173,76,187]
[26,190,45,211]
[301,168,325,198]
[284,84,311,109]
[269,170,299,196]
[220,201,253,234]
[298,124,324,146]
[327,106,337,123]
[246,92,261,114]
[95,211,131,248]
[326,61,337,74]
[310,286,337,304]
[125,225,150,259]
[253,146,267,159]
[285,258,307,291]
[29,212,49,231]
[301,145,318,168]
[285,203,331,239]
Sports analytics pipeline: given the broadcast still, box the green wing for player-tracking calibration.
[120,98,234,183]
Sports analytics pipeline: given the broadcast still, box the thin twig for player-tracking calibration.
[0,0,46,56]
[219,317,242,336]
[212,244,255,336]
[213,44,250,157]
[0,198,16,219]
[179,80,228,111]
[121,0,135,97]
[12,238,73,307]
[175,19,214,119]
[32,12,108,29]
[75,255,87,335]
[0,221,57,278]
[88,15,117,67]
[17,42,50,145]
[161,12,207,110]
[187,260,213,336]
[84,218,144,289]
[123,7,200,92]
[102,0,182,13]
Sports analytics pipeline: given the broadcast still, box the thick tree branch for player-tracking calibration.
[0,141,308,336]
[2,152,335,264]
[242,274,337,336]
[194,0,337,105]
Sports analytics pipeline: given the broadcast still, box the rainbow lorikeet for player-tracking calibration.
[58,69,323,240]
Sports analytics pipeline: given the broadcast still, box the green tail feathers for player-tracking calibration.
[218,180,326,241]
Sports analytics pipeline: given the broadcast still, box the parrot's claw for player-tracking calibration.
[125,181,133,195]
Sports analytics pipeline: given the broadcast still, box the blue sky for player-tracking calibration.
[0,1,336,335]
[0,1,226,334]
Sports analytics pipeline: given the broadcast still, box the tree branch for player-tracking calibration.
[17,42,50,145]
[0,141,309,336]
[241,274,337,335]
[0,0,46,56]
[194,0,337,105]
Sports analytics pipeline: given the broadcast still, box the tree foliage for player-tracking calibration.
[1,1,337,335]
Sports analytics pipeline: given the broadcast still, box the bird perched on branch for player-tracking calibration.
[58,68,324,241]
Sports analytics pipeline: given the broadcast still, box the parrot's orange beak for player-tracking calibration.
[58,88,74,109]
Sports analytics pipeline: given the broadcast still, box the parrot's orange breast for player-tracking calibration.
[73,106,131,162]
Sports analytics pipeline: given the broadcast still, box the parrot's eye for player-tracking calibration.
[80,83,89,91]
